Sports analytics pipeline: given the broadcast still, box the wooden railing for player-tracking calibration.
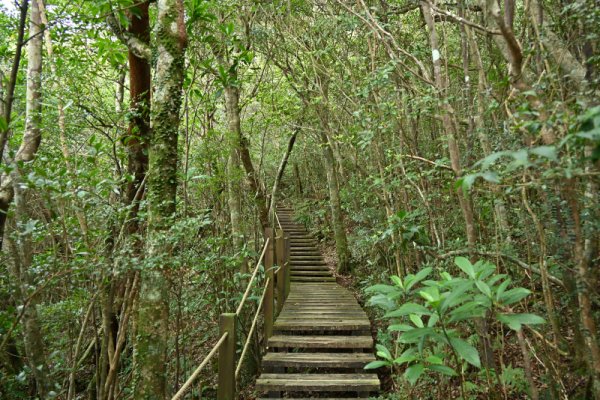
[172,222,290,400]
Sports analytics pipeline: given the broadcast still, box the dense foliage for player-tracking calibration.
[0,0,598,399]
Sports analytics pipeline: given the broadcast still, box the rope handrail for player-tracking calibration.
[235,237,270,315]
[235,276,270,379]
[171,332,229,400]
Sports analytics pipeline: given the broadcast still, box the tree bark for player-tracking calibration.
[319,130,351,274]
[6,177,51,398]
[268,128,299,216]
[224,85,270,229]
[134,1,187,399]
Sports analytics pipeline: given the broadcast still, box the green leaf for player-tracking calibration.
[405,363,425,385]
[394,348,417,364]
[405,267,432,291]
[364,360,390,369]
[455,257,475,279]
[441,280,472,312]
[530,145,557,161]
[366,284,399,294]
[368,294,395,310]
[475,280,492,298]
[497,313,546,331]
[495,278,512,301]
[376,344,393,361]
[391,275,403,288]
[428,364,458,376]
[426,355,443,364]
[410,314,424,328]
[384,302,430,318]
[499,287,531,305]
[0,116,7,132]
[450,338,481,368]
[388,324,413,332]
[400,327,434,344]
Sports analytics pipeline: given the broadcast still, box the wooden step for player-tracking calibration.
[291,261,327,266]
[290,270,332,276]
[263,352,375,368]
[291,276,336,283]
[274,320,370,332]
[256,373,379,392]
[290,255,324,260]
[268,335,373,349]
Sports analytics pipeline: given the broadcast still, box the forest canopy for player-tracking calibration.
[0,0,599,399]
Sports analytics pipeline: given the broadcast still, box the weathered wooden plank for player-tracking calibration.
[255,373,379,392]
[268,335,373,349]
[263,352,375,368]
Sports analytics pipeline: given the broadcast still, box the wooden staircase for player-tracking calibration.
[256,207,380,398]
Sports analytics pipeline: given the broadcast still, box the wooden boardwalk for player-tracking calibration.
[256,207,379,398]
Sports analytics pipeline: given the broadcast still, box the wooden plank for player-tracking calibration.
[268,335,373,349]
[263,352,375,368]
[256,373,379,392]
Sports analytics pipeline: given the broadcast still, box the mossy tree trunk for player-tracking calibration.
[134,1,186,399]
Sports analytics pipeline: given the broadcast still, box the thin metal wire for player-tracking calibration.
[235,238,270,315]
[171,332,229,400]
[235,277,270,379]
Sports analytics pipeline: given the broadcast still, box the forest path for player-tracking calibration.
[255,207,380,398]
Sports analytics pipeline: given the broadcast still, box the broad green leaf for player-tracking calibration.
[384,302,430,318]
[475,280,492,298]
[455,257,475,279]
[410,314,424,328]
[499,287,531,305]
[404,363,425,385]
[450,338,481,368]
[376,344,393,361]
[0,116,7,132]
[400,327,434,344]
[426,355,443,364]
[364,360,390,369]
[365,284,399,294]
[368,294,395,310]
[441,280,472,312]
[419,286,440,303]
[388,324,413,332]
[497,313,546,331]
[405,267,432,291]
[394,348,417,364]
[391,275,403,288]
[428,364,458,376]
[495,278,512,301]
[427,313,439,327]
[530,145,557,161]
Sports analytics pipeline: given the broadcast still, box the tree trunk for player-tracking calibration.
[134,1,186,399]
[319,130,350,274]
[6,179,51,398]
[268,128,299,216]
[225,85,270,229]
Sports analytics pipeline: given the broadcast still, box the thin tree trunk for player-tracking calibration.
[7,173,51,398]
[319,130,351,274]
[225,84,270,229]
[0,0,29,166]
[268,128,299,216]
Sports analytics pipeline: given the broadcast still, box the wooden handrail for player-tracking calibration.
[235,276,270,379]
[173,216,289,400]
[171,332,228,400]
[235,238,270,315]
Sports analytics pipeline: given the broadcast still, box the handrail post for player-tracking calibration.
[264,228,275,344]
[284,233,291,300]
[275,228,285,315]
[218,313,236,400]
